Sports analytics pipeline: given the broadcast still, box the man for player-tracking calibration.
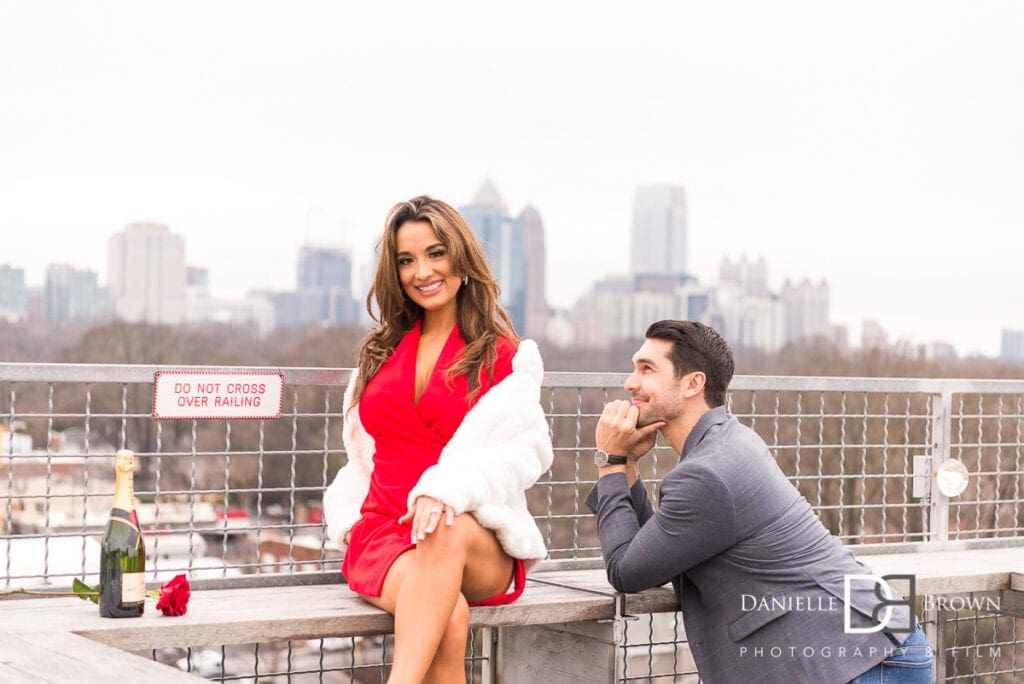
[587,320,933,683]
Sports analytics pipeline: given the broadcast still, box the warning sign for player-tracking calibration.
[152,371,285,420]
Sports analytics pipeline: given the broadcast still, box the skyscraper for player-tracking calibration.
[296,244,357,326]
[518,206,547,340]
[44,264,111,323]
[718,255,770,298]
[298,245,352,294]
[1001,329,1024,364]
[459,179,548,338]
[780,278,830,344]
[0,264,26,322]
[631,185,688,276]
[459,179,507,279]
[247,243,358,330]
[107,222,186,325]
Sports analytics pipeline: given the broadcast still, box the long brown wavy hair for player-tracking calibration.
[352,195,519,405]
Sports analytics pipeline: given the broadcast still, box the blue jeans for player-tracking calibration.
[848,626,934,683]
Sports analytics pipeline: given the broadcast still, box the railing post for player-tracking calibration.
[928,391,953,544]
[481,626,495,684]
[932,607,948,682]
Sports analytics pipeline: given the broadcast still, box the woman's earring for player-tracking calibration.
[462,275,469,286]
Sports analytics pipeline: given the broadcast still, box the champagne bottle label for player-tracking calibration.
[121,572,146,603]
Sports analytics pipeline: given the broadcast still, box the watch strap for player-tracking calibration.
[595,449,629,466]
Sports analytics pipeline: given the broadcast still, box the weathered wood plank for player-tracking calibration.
[0,578,622,650]
[0,632,198,683]
[0,544,1018,684]
[860,547,1024,595]
[608,547,1024,616]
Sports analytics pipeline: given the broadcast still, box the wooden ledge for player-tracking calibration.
[858,547,1024,595]
[2,547,1021,652]
[1,546,1021,682]
[0,573,630,652]
[0,632,197,683]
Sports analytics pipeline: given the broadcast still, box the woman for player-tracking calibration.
[323,195,553,683]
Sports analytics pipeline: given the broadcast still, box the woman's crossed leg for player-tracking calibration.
[360,512,514,683]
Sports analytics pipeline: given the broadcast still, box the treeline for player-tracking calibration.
[4,318,1024,380]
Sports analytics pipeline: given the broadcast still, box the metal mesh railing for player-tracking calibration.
[943,609,1022,681]
[3,366,1024,588]
[619,612,699,682]
[948,393,1024,541]
[1,364,350,588]
[146,628,492,683]
[611,605,1024,683]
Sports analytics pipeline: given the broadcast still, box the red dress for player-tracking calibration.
[342,318,523,602]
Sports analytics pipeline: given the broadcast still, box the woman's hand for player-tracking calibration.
[398,495,455,544]
[343,529,352,545]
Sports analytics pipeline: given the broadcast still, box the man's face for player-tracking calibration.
[624,338,687,428]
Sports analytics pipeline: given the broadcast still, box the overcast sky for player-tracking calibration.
[1,1,1022,356]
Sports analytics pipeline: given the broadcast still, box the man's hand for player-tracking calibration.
[596,400,665,460]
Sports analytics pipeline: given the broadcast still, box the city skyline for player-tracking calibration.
[0,181,1005,357]
[2,2,1023,355]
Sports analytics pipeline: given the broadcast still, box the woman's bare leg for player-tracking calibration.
[360,515,513,683]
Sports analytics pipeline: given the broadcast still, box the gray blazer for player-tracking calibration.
[587,407,911,683]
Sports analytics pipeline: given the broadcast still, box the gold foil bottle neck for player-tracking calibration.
[114,449,135,473]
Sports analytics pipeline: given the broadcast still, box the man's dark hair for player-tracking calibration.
[644,320,734,408]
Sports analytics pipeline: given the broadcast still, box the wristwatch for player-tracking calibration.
[594,449,628,467]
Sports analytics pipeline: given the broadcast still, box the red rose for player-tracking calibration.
[156,574,191,616]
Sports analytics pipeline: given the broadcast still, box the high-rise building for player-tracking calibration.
[44,264,111,323]
[296,245,357,326]
[254,244,358,329]
[571,275,697,348]
[719,255,769,298]
[702,256,785,351]
[0,264,26,322]
[107,222,186,325]
[697,281,785,353]
[184,265,275,333]
[780,278,830,344]
[460,179,548,338]
[516,206,547,340]
[459,179,507,275]
[1001,329,1024,364]
[631,185,688,276]
[298,245,352,293]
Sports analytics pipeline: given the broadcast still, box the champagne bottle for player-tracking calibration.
[99,449,145,617]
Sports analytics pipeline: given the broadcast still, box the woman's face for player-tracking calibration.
[395,220,462,318]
